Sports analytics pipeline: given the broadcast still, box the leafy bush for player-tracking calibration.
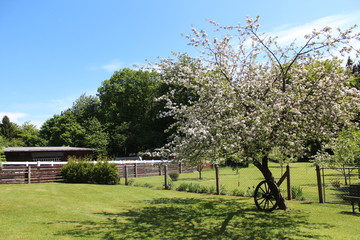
[61,158,120,185]
[292,186,305,200]
[220,184,228,195]
[169,171,179,181]
[331,180,341,188]
[90,162,120,185]
[61,161,94,183]
[232,188,245,196]
[164,179,174,190]
[143,183,154,188]
[127,179,135,186]
[188,183,201,193]
[176,183,189,191]
[198,185,210,193]
[208,186,216,194]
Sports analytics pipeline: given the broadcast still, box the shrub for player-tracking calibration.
[61,158,120,185]
[331,180,341,188]
[220,184,227,195]
[164,179,174,190]
[169,171,179,181]
[61,161,93,183]
[198,185,210,193]
[127,179,135,186]
[91,162,120,185]
[188,183,201,193]
[176,183,189,191]
[208,186,216,194]
[143,183,154,188]
[292,186,305,200]
[232,188,245,196]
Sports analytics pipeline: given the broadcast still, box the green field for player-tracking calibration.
[130,162,360,203]
[0,183,359,239]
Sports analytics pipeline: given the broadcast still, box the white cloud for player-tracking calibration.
[270,12,360,45]
[0,112,27,124]
[100,60,124,72]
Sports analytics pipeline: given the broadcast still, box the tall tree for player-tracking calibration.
[0,116,17,140]
[17,121,46,146]
[71,94,101,124]
[156,17,360,210]
[97,68,167,156]
[40,111,85,146]
[82,117,109,156]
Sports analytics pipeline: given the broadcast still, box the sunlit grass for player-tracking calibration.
[129,162,360,203]
[0,183,359,239]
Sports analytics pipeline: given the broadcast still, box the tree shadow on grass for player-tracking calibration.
[56,197,332,240]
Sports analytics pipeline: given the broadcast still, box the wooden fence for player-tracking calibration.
[0,165,63,184]
[0,161,197,184]
[118,162,197,178]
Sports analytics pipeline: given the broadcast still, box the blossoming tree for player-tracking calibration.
[156,17,360,210]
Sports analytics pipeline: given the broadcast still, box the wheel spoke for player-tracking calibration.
[254,180,279,212]
[256,195,264,200]
[263,182,268,193]
[258,198,266,206]
[264,199,269,209]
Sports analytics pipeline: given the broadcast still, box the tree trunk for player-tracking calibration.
[253,157,288,210]
[342,165,348,185]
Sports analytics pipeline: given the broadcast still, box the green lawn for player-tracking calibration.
[0,183,359,239]
[130,162,360,203]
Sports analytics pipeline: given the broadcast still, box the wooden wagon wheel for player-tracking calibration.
[254,180,278,211]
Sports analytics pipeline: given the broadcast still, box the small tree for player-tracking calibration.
[268,146,296,176]
[313,128,360,185]
[0,116,17,140]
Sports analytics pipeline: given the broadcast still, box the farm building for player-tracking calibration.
[3,147,95,162]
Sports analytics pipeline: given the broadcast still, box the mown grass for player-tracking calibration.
[0,183,359,239]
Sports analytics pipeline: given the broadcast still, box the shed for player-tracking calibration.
[3,147,95,162]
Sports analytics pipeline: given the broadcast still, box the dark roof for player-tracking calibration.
[4,147,95,153]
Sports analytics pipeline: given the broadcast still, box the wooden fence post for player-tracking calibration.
[179,162,182,174]
[316,165,324,203]
[27,165,31,184]
[134,163,138,178]
[286,165,292,200]
[124,165,129,185]
[215,165,220,195]
[164,165,169,189]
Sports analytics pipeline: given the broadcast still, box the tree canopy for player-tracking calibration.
[155,17,360,209]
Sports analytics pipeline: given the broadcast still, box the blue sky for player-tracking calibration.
[1,0,360,128]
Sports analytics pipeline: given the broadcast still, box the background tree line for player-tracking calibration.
[1,60,359,159]
[1,68,174,157]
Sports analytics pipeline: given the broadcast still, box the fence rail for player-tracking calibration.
[0,160,196,184]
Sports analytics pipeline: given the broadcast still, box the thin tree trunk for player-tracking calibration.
[342,165,348,185]
[253,157,288,210]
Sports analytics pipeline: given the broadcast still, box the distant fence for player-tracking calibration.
[317,166,360,204]
[0,160,197,184]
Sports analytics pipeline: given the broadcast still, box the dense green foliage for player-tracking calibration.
[0,116,45,147]
[97,68,169,156]
[169,171,179,181]
[61,158,120,184]
[39,68,172,157]
[61,161,94,183]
